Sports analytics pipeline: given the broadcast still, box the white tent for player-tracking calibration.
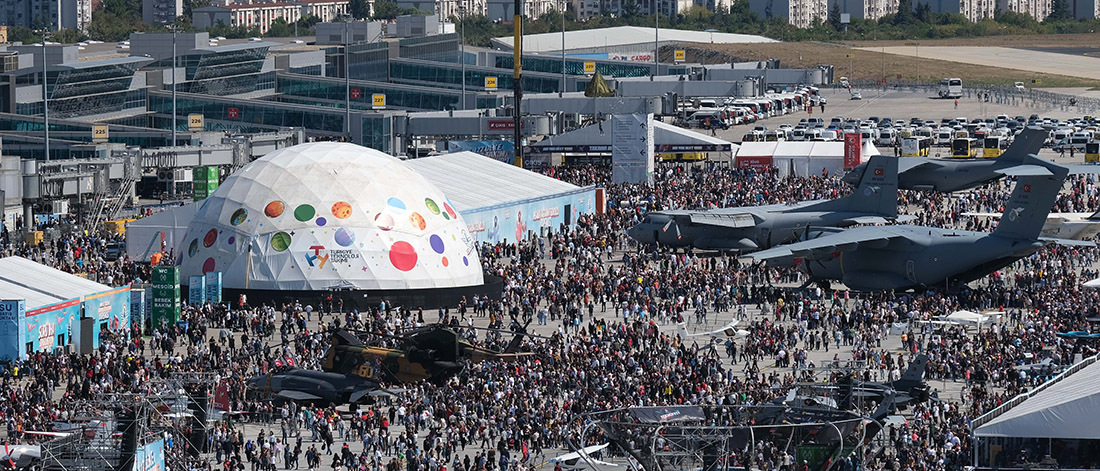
[126,204,198,262]
[1084,277,1100,288]
[943,310,1000,328]
[735,141,880,177]
[974,358,1100,439]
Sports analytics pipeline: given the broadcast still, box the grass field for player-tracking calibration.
[695,40,1100,89]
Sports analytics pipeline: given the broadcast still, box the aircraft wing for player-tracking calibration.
[996,164,1055,176]
[749,226,906,262]
[1039,237,1097,247]
[678,320,741,338]
[1064,164,1100,175]
[275,390,323,401]
[898,158,944,173]
[22,431,74,438]
[843,216,891,225]
[687,212,760,228]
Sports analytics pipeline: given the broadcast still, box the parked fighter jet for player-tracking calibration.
[962,209,1100,241]
[840,354,931,410]
[751,156,1091,291]
[626,155,907,251]
[246,368,395,405]
[842,126,1053,192]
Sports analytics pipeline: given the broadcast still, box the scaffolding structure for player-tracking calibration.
[578,404,880,471]
[39,372,219,471]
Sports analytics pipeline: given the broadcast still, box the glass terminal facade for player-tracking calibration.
[2,57,151,119]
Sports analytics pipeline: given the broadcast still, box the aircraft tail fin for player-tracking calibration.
[999,126,1048,162]
[810,154,898,216]
[892,354,928,391]
[992,157,1068,240]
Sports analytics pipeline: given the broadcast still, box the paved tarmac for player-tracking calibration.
[855,46,1100,81]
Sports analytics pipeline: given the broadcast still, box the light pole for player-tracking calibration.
[653,5,658,79]
[560,0,565,95]
[344,19,351,137]
[41,33,49,161]
[460,5,466,110]
[171,27,177,146]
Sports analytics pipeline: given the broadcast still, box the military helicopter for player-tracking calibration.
[247,322,542,405]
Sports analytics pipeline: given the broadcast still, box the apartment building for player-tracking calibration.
[193,0,350,34]
[748,0,829,27]
[0,0,92,31]
[143,0,183,24]
[828,0,898,20]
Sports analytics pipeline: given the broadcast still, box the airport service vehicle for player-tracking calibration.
[983,136,1009,158]
[951,138,980,158]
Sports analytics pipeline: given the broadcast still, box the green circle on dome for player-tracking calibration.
[271,232,292,252]
[294,204,316,222]
[230,208,248,226]
[424,198,441,215]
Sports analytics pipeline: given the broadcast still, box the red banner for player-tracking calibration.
[736,155,774,170]
[843,133,862,170]
[487,120,514,130]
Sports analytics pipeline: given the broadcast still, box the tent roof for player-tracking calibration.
[491,26,775,53]
[0,257,114,309]
[738,141,879,158]
[974,358,1100,439]
[529,121,736,153]
[403,152,585,211]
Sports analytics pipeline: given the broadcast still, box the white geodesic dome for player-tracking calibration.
[178,142,484,291]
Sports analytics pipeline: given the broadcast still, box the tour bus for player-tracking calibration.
[939,78,963,99]
[901,137,932,157]
[983,136,1009,158]
[659,152,707,161]
[951,138,980,158]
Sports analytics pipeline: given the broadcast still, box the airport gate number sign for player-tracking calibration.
[372,94,386,109]
[227,107,239,119]
[674,50,685,62]
[584,62,595,74]
[484,76,497,89]
[350,88,361,99]
[92,124,108,142]
[188,114,204,131]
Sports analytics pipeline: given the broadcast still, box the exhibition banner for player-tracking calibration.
[204,272,222,304]
[83,285,132,345]
[24,298,79,356]
[134,439,165,471]
[0,300,24,361]
[448,141,515,165]
[188,275,206,306]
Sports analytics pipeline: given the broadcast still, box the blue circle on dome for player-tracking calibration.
[387,197,406,210]
[334,228,356,247]
[429,234,445,254]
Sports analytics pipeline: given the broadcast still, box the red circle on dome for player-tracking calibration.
[442,257,449,267]
[202,257,216,273]
[203,229,217,247]
[389,241,417,271]
[443,202,457,219]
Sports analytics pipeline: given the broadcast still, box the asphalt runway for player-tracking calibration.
[854,46,1100,81]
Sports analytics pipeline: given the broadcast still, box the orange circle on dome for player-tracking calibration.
[442,256,449,267]
[331,201,352,219]
[409,212,426,231]
[265,200,285,218]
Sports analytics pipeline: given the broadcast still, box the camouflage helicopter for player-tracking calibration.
[248,323,541,405]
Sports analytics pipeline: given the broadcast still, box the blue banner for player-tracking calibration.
[134,439,165,471]
[448,141,515,165]
[24,298,80,356]
[83,285,132,347]
[462,189,597,244]
[0,300,25,361]
[130,289,146,328]
[204,272,222,304]
[189,275,206,306]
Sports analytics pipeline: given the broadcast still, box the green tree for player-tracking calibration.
[265,18,295,37]
[893,0,915,25]
[6,26,42,44]
[828,2,842,29]
[1046,0,1072,20]
[373,1,400,19]
[349,0,371,19]
[621,0,640,18]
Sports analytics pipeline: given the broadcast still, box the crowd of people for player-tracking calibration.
[0,160,1097,471]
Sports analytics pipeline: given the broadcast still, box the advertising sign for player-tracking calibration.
[188,275,206,306]
[0,300,25,361]
[463,189,596,244]
[486,120,515,132]
[133,439,165,471]
[130,289,145,327]
[611,113,654,185]
[844,132,862,169]
[204,272,222,304]
[24,299,79,356]
[151,266,181,331]
[83,285,132,346]
[448,140,514,165]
